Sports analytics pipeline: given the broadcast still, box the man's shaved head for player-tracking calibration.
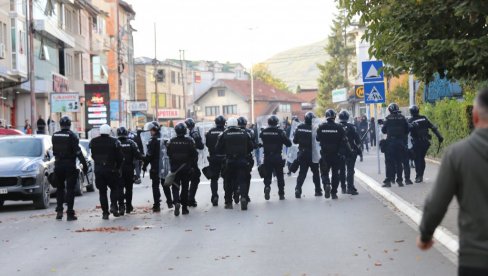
[473,88,488,128]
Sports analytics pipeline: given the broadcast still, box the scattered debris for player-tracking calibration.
[74,227,130,233]
[374,261,382,266]
[394,240,405,243]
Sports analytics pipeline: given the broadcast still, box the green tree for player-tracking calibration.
[342,0,488,82]
[316,4,355,115]
[388,79,410,107]
[252,63,290,91]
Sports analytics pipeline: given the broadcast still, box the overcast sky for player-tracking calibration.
[126,0,337,67]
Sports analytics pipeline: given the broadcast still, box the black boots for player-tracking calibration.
[211,195,219,206]
[182,206,189,215]
[264,186,271,200]
[324,185,331,199]
[110,205,120,217]
[67,211,77,221]
[295,187,302,199]
[174,203,181,216]
[56,211,63,220]
[241,197,248,211]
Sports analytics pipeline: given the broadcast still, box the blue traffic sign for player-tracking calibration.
[362,61,384,83]
[364,82,386,104]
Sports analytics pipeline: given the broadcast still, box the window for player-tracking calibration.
[279,103,291,113]
[65,53,73,76]
[223,105,237,115]
[217,89,225,97]
[171,71,176,84]
[205,106,220,116]
[177,72,181,84]
[156,69,165,82]
[172,95,177,108]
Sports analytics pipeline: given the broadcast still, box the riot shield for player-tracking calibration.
[312,118,323,163]
[195,122,214,168]
[255,115,272,164]
[286,120,300,164]
[140,131,152,155]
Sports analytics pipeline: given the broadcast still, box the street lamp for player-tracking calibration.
[248,27,258,124]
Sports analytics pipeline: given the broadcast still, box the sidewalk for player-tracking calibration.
[355,147,459,237]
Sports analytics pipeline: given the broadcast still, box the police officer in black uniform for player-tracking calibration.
[338,110,361,195]
[260,115,292,200]
[205,115,226,206]
[216,118,253,210]
[52,116,88,221]
[238,116,255,203]
[142,121,173,212]
[293,112,322,198]
[89,124,124,220]
[381,103,409,187]
[316,109,350,200]
[117,127,143,215]
[408,105,444,183]
[167,123,198,216]
[185,118,204,207]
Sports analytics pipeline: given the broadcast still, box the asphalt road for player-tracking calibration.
[0,168,456,276]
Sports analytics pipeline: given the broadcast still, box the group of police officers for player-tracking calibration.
[50,102,442,220]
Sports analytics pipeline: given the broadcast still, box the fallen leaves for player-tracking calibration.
[374,261,382,266]
[74,226,130,233]
[394,240,405,243]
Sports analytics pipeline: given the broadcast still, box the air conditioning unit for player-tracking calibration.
[0,43,5,59]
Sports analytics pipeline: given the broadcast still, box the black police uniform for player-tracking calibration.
[89,135,123,216]
[381,113,409,185]
[133,130,145,181]
[339,121,362,194]
[188,127,204,206]
[118,136,143,213]
[316,120,349,198]
[216,127,253,208]
[205,125,226,205]
[293,122,321,196]
[167,136,198,215]
[260,126,292,199]
[143,132,173,209]
[408,115,443,182]
[52,129,88,217]
[358,117,369,152]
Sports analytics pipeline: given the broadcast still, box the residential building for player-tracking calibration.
[91,0,135,127]
[134,57,186,126]
[295,88,318,119]
[0,0,28,128]
[194,79,302,123]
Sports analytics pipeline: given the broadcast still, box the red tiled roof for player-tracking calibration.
[295,90,318,103]
[213,79,303,103]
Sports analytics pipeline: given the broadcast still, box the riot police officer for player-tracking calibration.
[260,115,292,200]
[316,109,350,200]
[238,116,255,203]
[117,127,143,215]
[185,118,204,207]
[381,103,409,187]
[293,112,322,198]
[167,123,198,216]
[408,105,444,183]
[89,124,124,220]
[142,121,173,212]
[52,116,88,221]
[205,115,226,206]
[216,118,253,210]
[338,111,361,195]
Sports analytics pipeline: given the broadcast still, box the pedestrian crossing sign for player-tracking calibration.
[362,61,384,83]
[364,82,386,104]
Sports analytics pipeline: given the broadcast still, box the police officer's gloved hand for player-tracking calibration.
[83,165,88,175]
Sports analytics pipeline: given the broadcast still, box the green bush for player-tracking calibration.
[422,97,473,158]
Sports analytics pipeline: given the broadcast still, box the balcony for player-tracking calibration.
[34,19,75,48]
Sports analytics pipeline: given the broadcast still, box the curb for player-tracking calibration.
[355,170,459,254]
[425,158,441,165]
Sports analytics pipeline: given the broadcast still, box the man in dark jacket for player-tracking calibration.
[205,115,226,206]
[418,88,488,276]
[338,110,361,195]
[90,124,124,220]
[167,123,198,216]
[133,129,144,184]
[185,118,205,207]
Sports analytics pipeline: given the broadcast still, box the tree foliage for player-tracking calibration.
[316,5,355,115]
[342,0,488,82]
[252,63,290,91]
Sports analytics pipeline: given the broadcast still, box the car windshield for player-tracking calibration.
[0,139,42,157]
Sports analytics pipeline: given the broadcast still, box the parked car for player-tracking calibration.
[0,135,55,209]
[0,128,25,137]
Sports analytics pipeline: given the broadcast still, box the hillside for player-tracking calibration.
[263,39,329,91]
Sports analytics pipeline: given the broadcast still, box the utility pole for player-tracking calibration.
[179,49,187,118]
[250,64,255,124]
[343,8,348,88]
[28,0,36,133]
[116,2,123,127]
[153,23,159,122]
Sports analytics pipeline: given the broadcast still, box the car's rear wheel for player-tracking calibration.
[33,175,51,209]
[74,173,84,196]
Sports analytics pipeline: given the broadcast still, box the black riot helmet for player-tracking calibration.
[174,123,187,137]
[59,116,71,130]
[325,109,336,121]
[268,115,279,127]
[409,105,420,116]
[184,118,195,130]
[338,110,350,123]
[214,115,226,127]
[117,127,128,137]
[237,116,248,128]
[304,112,315,125]
[292,116,299,123]
[388,103,400,114]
